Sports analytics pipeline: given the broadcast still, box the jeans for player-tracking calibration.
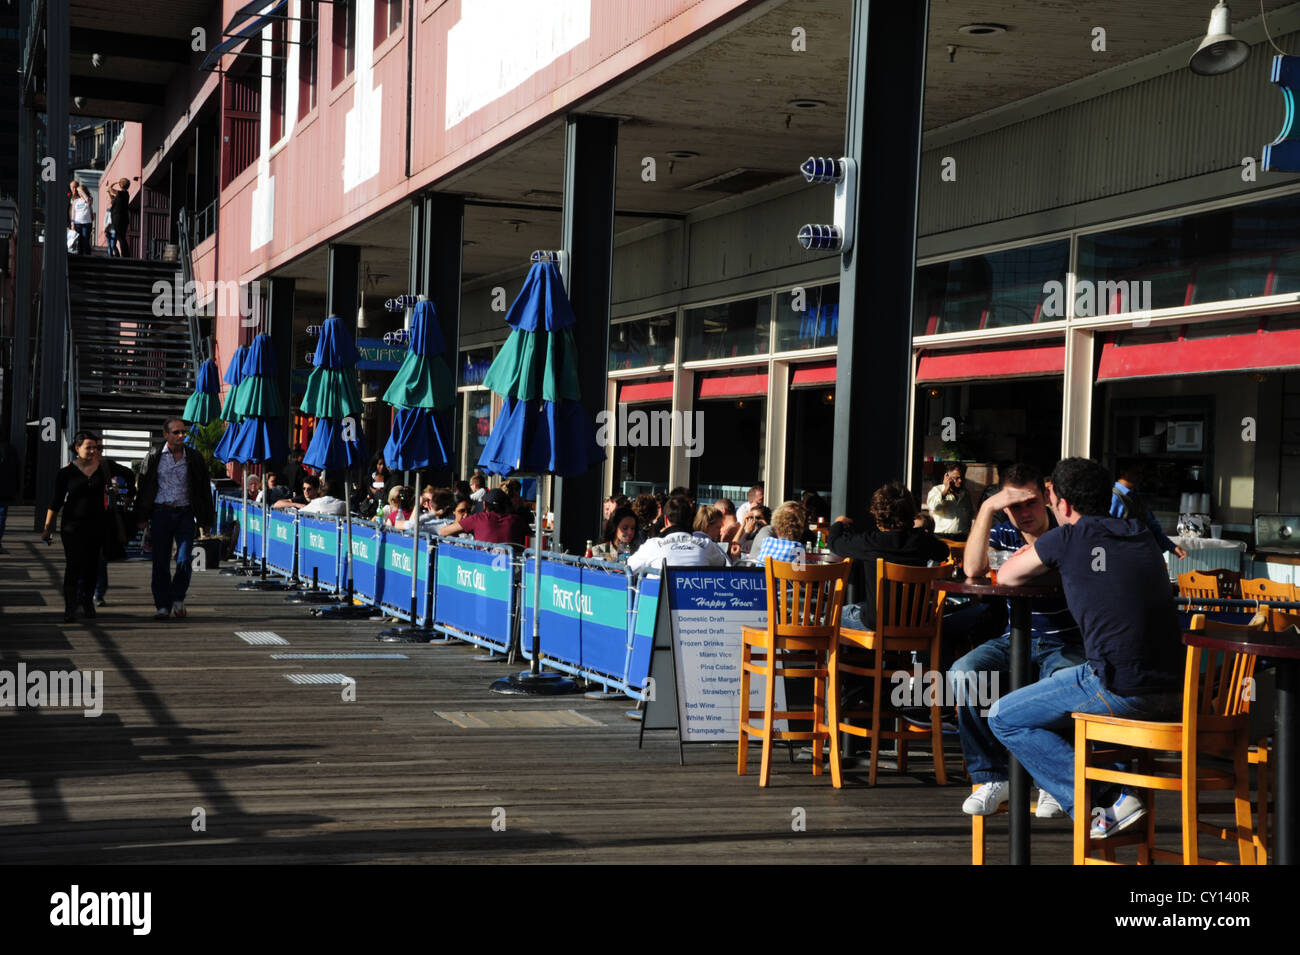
[74,222,92,254]
[988,662,1182,818]
[949,633,1086,783]
[150,506,196,610]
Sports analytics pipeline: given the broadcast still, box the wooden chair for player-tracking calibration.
[831,559,952,787]
[1177,570,1220,607]
[939,538,966,564]
[971,788,1053,865]
[1239,577,1297,602]
[1072,613,1264,865]
[738,558,851,787]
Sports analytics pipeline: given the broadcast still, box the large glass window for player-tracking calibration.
[914,240,1069,335]
[775,283,838,352]
[1078,193,1300,313]
[298,1,318,118]
[332,0,356,87]
[784,382,834,502]
[459,346,495,387]
[608,313,675,371]
[682,296,771,362]
[375,0,402,45]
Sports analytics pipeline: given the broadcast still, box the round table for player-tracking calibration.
[1183,626,1300,865]
[933,575,1063,866]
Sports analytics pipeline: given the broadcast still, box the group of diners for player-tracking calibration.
[806,457,1183,840]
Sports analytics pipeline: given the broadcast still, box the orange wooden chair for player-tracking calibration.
[738,558,851,787]
[1239,577,1297,603]
[1177,570,1220,608]
[831,559,952,787]
[939,538,966,565]
[1072,613,1265,865]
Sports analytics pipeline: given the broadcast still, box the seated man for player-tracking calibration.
[437,488,525,544]
[950,463,1084,819]
[827,482,949,632]
[301,478,347,516]
[259,471,292,506]
[627,494,727,573]
[990,457,1184,838]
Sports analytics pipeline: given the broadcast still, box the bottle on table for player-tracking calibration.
[584,540,594,559]
[815,516,828,552]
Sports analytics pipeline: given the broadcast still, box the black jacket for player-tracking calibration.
[135,445,215,528]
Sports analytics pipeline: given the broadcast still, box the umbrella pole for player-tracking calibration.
[313,471,372,618]
[240,461,292,591]
[378,470,433,640]
[222,476,251,575]
[490,473,577,696]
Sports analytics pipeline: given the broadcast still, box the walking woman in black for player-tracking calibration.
[41,431,110,622]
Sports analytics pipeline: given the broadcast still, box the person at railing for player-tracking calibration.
[468,471,487,512]
[627,495,727,573]
[592,506,639,562]
[107,178,131,257]
[258,471,292,506]
[437,488,525,545]
[69,181,94,256]
[42,431,110,622]
[380,485,413,527]
[245,474,261,502]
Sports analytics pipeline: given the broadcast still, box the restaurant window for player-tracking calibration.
[608,313,675,371]
[690,370,767,502]
[913,239,1069,336]
[1078,192,1300,313]
[682,295,771,362]
[268,19,288,143]
[332,0,356,87]
[462,391,493,471]
[298,0,319,118]
[221,66,260,186]
[459,345,495,388]
[374,0,402,45]
[775,283,838,352]
[784,367,834,503]
[611,380,673,497]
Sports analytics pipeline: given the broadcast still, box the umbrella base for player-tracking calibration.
[490,669,580,696]
[583,689,624,701]
[377,624,437,643]
[220,563,254,576]
[284,590,338,604]
[237,577,295,591]
[474,651,508,662]
[313,602,379,620]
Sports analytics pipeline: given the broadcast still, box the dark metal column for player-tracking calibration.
[35,0,71,527]
[10,0,36,502]
[327,243,360,325]
[424,193,463,478]
[554,115,616,555]
[830,0,929,524]
[268,277,295,461]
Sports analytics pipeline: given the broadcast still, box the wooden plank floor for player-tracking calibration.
[0,509,1250,864]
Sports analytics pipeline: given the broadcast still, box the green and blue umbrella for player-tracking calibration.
[213,345,249,463]
[302,316,368,471]
[382,299,455,471]
[183,358,221,428]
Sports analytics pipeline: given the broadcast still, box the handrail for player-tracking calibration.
[175,206,205,373]
[65,267,78,439]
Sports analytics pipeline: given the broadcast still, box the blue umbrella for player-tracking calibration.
[379,300,456,637]
[183,359,221,429]
[476,260,604,692]
[213,345,249,464]
[301,317,369,608]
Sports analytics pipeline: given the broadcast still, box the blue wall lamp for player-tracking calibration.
[796,156,857,254]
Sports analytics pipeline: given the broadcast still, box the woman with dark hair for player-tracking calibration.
[41,431,110,622]
[592,506,639,562]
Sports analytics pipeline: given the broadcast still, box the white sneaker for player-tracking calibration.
[962,781,1010,816]
[1090,790,1145,838]
[171,601,186,619]
[153,608,171,621]
[1035,787,1065,818]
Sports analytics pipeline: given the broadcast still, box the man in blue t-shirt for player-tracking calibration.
[952,463,1084,819]
[991,457,1183,838]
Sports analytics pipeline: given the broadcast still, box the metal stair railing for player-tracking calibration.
[175,206,208,372]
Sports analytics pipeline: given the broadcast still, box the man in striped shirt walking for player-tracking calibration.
[952,463,1083,818]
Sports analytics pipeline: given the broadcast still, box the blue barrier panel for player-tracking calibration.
[243,507,264,562]
[377,528,433,624]
[521,556,583,667]
[266,509,296,578]
[579,563,633,684]
[624,572,661,695]
[348,523,381,605]
[432,538,516,651]
[298,516,342,591]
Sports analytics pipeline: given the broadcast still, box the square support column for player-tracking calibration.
[9,0,37,498]
[1061,326,1095,459]
[830,0,929,525]
[554,116,617,554]
[268,276,295,462]
[35,0,71,527]
[421,193,464,478]
[327,243,361,328]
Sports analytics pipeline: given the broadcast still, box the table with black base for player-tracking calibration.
[1183,625,1300,865]
[933,575,1062,866]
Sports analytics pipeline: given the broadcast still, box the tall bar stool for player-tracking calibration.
[738,558,851,787]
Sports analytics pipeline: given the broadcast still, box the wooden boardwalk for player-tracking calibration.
[0,509,1248,865]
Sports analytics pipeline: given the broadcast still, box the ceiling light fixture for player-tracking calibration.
[956,23,1008,36]
[1189,2,1249,75]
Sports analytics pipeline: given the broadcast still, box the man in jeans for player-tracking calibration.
[135,417,216,620]
[951,463,1083,819]
[991,457,1184,837]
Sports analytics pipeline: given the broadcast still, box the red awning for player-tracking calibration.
[791,361,836,387]
[1097,327,1300,380]
[915,344,1065,383]
[619,379,673,403]
[698,371,769,398]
